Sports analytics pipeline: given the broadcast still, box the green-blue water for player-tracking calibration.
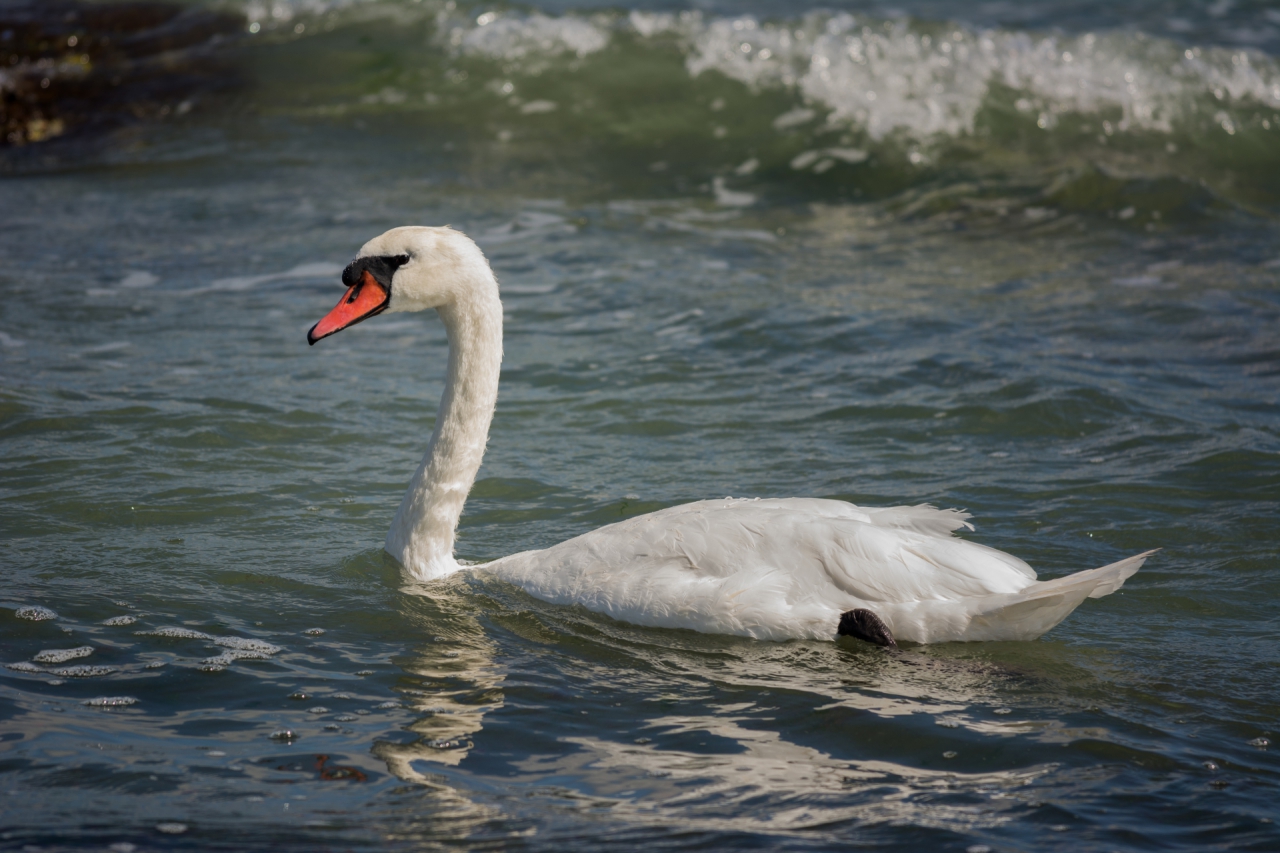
[2,1,1279,849]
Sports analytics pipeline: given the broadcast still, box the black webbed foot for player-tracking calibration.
[837,608,897,648]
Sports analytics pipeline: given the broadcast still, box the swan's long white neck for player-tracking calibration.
[385,282,502,580]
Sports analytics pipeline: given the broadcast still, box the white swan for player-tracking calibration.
[308,226,1152,646]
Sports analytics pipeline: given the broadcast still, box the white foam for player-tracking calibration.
[686,13,1280,140]
[201,649,271,666]
[103,615,138,626]
[33,646,94,664]
[0,331,25,348]
[83,696,138,707]
[242,0,370,28]
[119,271,159,289]
[213,636,282,654]
[15,605,57,621]
[139,627,282,659]
[628,10,689,39]
[712,177,756,207]
[51,665,116,677]
[773,107,817,130]
[140,626,213,640]
[5,661,42,673]
[450,12,608,64]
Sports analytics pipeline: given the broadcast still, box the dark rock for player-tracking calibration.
[0,0,243,156]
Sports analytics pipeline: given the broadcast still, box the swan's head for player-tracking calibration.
[308,226,492,345]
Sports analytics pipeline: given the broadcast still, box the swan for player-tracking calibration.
[307,226,1153,646]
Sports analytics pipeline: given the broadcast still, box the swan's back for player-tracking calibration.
[484,498,1146,643]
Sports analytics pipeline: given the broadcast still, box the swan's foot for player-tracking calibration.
[837,609,897,648]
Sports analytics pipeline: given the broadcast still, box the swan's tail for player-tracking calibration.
[1037,549,1155,600]
[943,550,1156,642]
[972,549,1156,640]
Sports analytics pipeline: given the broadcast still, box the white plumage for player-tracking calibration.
[487,499,1150,643]
[309,226,1152,645]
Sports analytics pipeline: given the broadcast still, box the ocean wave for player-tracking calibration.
[683,13,1279,140]
[240,2,1280,142]
[201,2,1280,210]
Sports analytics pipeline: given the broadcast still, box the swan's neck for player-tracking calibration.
[386,287,502,580]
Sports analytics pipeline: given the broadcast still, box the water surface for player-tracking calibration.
[2,1,1279,850]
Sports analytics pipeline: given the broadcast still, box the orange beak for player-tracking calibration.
[307,270,390,345]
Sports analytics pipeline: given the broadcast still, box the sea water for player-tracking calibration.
[1,0,1278,849]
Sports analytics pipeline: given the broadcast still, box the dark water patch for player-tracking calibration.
[26,762,185,793]
[0,0,244,164]
[814,403,937,423]
[1045,166,1228,225]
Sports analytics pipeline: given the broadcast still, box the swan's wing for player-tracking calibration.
[485,498,1038,641]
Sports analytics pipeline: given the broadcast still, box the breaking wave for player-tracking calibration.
[237,2,1279,138]
[151,2,1280,210]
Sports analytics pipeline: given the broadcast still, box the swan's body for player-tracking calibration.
[309,226,1151,645]
[487,499,1147,643]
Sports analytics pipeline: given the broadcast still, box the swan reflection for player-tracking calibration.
[375,576,504,785]
[522,622,1058,833]
[378,580,1067,837]
[559,719,1052,833]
